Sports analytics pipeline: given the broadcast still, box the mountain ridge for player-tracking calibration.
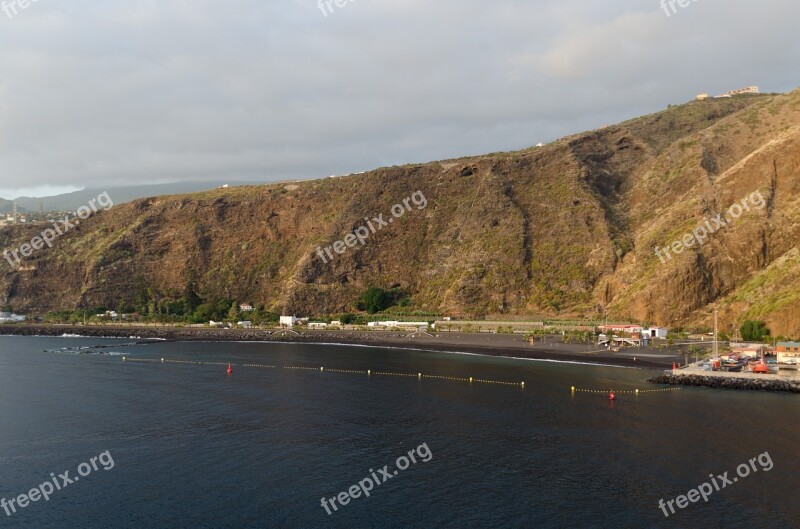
[3,90,800,336]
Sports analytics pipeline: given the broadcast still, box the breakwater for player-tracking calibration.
[649,373,800,393]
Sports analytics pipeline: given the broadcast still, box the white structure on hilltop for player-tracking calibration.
[728,86,760,96]
[713,86,760,99]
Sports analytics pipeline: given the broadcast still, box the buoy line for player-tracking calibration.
[570,386,682,395]
[120,357,526,388]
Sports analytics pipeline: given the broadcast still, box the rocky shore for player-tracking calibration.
[1,323,387,344]
[649,373,800,393]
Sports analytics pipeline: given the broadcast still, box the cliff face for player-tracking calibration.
[3,90,800,335]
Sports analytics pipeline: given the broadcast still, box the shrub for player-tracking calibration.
[740,320,771,342]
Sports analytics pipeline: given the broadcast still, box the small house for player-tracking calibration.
[776,342,800,363]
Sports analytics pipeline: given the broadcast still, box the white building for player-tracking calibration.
[308,322,328,329]
[239,303,254,312]
[280,316,299,327]
[643,327,669,339]
[368,321,428,330]
[280,316,309,327]
[237,321,253,328]
[598,324,643,335]
[599,324,668,339]
[727,86,760,96]
[0,312,26,322]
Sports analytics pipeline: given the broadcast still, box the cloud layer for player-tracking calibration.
[0,0,797,197]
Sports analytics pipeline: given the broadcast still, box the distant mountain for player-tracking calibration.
[3,91,800,336]
[0,181,251,214]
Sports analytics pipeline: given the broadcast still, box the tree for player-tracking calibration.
[740,320,771,342]
[358,287,392,314]
[228,301,240,322]
[193,303,216,323]
[183,274,203,315]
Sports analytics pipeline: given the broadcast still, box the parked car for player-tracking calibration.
[767,359,777,365]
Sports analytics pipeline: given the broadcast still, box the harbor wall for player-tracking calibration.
[649,373,800,393]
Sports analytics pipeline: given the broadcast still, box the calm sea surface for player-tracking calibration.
[0,335,798,529]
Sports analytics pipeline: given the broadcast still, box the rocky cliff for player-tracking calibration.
[3,90,800,335]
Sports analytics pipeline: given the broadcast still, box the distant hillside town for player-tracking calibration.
[696,86,760,101]
[0,201,89,227]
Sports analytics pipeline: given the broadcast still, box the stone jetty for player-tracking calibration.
[649,373,800,393]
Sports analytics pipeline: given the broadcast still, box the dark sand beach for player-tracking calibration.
[1,324,683,369]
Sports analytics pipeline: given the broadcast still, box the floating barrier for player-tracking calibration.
[120,357,525,389]
[570,385,681,395]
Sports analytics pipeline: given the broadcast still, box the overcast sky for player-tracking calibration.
[0,0,798,199]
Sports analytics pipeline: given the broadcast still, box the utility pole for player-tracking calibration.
[713,309,719,358]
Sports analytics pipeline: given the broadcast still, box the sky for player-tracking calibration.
[0,0,798,199]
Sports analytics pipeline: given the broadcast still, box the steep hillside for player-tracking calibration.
[2,91,800,335]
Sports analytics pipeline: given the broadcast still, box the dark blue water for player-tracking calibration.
[0,336,798,528]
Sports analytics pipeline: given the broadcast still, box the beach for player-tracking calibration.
[0,324,683,369]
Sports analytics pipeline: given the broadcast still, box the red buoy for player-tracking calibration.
[227,363,233,375]
[609,390,615,401]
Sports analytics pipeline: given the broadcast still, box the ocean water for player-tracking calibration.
[0,336,798,529]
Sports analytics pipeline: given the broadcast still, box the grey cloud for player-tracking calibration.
[0,0,797,197]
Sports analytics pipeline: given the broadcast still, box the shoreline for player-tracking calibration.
[0,324,682,369]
